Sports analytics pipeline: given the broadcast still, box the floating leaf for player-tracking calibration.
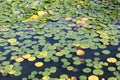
[76,50,85,56]
[83,68,91,73]
[93,64,102,69]
[8,70,16,75]
[37,11,47,16]
[60,74,69,79]
[8,38,17,44]
[108,67,116,71]
[38,51,48,58]
[102,0,109,2]
[107,57,117,63]
[108,77,117,80]
[79,75,87,80]
[15,57,24,62]
[65,17,72,21]
[88,75,99,80]
[67,66,74,71]
[71,76,77,80]
[93,69,104,75]
[34,62,44,67]
[22,54,31,59]
[22,15,39,22]
[42,76,50,80]
[116,53,120,58]
[102,50,110,54]
[28,57,36,61]
[76,18,88,24]
[55,52,64,56]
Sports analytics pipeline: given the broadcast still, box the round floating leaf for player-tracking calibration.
[42,71,51,76]
[86,63,93,67]
[38,51,48,58]
[22,54,31,59]
[14,71,22,76]
[50,67,57,73]
[73,60,81,65]
[42,76,50,80]
[108,77,117,80]
[2,61,10,65]
[28,57,36,61]
[65,54,73,58]
[116,75,120,80]
[0,27,10,32]
[22,78,27,80]
[115,61,120,66]
[94,52,100,56]
[102,50,110,54]
[117,66,120,70]
[44,58,50,62]
[88,75,99,80]
[34,62,44,67]
[67,66,74,71]
[8,70,16,75]
[15,57,24,62]
[113,71,119,76]
[117,47,120,51]
[102,62,108,66]
[93,69,104,75]
[85,59,92,63]
[83,68,91,73]
[55,52,64,57]
[60,74,69,79]
[76,50,85,56]
[108,67,116,71]
[107,57,117,63]
[7,38,17,44]
[79,75,87,80]
[116,53,120,58]
[72,57,80,61]
[70,76,77,80]
[93,64,102,69]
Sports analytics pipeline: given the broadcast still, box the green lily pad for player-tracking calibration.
[93,69,104,75]
[108,67,116,71]
[82,68,91,73]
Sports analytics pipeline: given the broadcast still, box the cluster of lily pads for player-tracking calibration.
[0,0,120,80]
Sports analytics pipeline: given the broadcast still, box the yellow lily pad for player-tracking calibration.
[37,11,47,16]
[22,54,31,59]
[88,75,99,80]
[22,15,39,22]
[8,70,16,75]
[55,52,64,56]
[76,50,85,56]
[74,43,80,47]
[34,62,44,67]
[107,57,117,63]
[76,18,88,24]
[39,51,48,58]
[8,38,17,44]
[28,57,36,61]
[15,57,24,62]
[42,76,50,80]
